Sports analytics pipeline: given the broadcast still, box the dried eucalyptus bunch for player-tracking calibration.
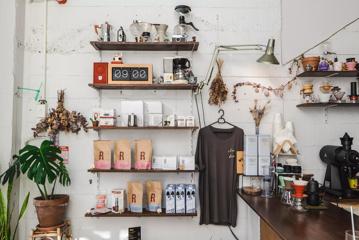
[32,90,88,139]
[249,99,271,128]
[208,58,228,106]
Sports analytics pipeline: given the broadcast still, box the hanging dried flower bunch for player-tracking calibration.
[32,90,88,139]
[208,58,228,106]
[249,99,271,128]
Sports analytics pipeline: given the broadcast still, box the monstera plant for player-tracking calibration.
[0,156,30,240]
[1,140,71,228]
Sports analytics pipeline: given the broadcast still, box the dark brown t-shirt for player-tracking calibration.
[195,125,244,227]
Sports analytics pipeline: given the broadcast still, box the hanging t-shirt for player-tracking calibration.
[195,125,244,227]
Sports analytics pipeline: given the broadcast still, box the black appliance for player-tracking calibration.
[320,133,359,198]
[307,178,320,206]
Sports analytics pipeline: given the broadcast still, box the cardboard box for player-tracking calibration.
[165,184,176,214]
[185,184,196,213]
[148,114,163,127]
[162,156,178,170]
[244,155,258,176]
[236,151,244,174]
[175,184,185,213]
[244,135,258,156]
[258,135,272,157]
[177,116,186,127]
[111,189,125,213]
[120,101,144,127]
[179,156,195,170]
[152,156,163,170]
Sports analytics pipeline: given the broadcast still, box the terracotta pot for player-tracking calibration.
[34,194,69,228]
[301,56,320,71]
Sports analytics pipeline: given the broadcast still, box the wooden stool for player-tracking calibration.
[30,220,72,240]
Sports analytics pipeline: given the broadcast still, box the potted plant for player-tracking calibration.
[1,140,71,228]
[0,156,30,240]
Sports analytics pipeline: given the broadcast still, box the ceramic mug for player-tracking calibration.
[346,62,357,71]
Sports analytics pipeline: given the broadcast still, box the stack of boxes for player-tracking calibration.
[165,184,196,214]
[244,135,272,175]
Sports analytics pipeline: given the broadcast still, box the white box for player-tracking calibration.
[91,108,101,120]
[186,116,195,127]
[145,101,162,114]
[148,114,163,127]
[165,184,176,214]
[111,189,125,214]
[166,114,176,127]
[162,156,178,170]
[164,73,174,83]
[152,156,164,170]
[258,135,272,156]
[258,156,271,175]
[175,184,185,213]
[120,101,144,127]
[177,116,186,127]
[244,135,258,156]
[244,155,258,176]
[179,156,195,170]
[185,184,196,213]
[99,117,115,126]
[100,109,116,118]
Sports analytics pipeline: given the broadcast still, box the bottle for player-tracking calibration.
[333,57,342,71]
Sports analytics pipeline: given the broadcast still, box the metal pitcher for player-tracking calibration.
[94,22,112,42]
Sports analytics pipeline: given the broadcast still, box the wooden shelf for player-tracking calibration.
[89,126,198,130]
[88,83,198,90]
[85,209,197,217]
[90,41,199,51]
[87,168,199,173]
[297,71,359,78]
[296,102,359,108]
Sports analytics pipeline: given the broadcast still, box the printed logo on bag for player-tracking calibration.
[99,151,104,160]
[140,151,146,161]
[118,151,124,160]
[131,194,137,203]
[150,193,156,202]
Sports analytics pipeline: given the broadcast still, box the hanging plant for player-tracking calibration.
[32,90,88,139]
[208,58,228,106]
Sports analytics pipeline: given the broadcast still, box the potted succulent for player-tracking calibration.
[1,140,71,228]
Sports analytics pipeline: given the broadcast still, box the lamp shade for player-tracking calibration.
[257,39,279,65]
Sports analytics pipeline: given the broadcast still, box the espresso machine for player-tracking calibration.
[320,133,359,198]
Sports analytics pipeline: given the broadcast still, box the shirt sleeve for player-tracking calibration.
[195,129,205,171]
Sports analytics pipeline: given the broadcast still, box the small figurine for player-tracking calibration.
[318,58,330,71]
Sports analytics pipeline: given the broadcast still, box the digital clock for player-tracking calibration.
[108,64,153,85]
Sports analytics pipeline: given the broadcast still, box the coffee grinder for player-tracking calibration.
[320,133,359,198]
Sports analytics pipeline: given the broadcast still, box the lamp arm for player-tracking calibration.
[284,17,359,65]
[202,44,266,88]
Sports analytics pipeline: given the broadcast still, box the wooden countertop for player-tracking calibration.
[238,190,359,240]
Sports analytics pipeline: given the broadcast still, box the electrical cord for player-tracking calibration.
[228,225,239,240]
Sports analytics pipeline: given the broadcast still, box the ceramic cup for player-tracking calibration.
[346,62,357,71]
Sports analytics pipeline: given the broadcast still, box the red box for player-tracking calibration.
[93,62,108,84]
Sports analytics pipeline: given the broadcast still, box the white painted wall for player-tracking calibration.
[12,0,359,239]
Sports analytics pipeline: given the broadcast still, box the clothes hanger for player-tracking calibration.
[209,109,236,128]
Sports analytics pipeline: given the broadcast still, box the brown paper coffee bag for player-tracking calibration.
[113,140,131,169]
[146,181,162,212]
[94,140,112,169]
[134,139,152,169]
[128,182,143,213]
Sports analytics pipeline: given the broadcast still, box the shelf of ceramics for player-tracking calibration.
[90,41,199,51]
[296,102,359,108]
[87,168,199,173]
[85,209,197,217]
[297,71,359,78]
[88,83,198,90]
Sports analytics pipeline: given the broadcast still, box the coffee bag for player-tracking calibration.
[113,140,131,169]
[134,139,152,169]
[127,182,143,213]
[94,140,112,169]
[146,181,162,212]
